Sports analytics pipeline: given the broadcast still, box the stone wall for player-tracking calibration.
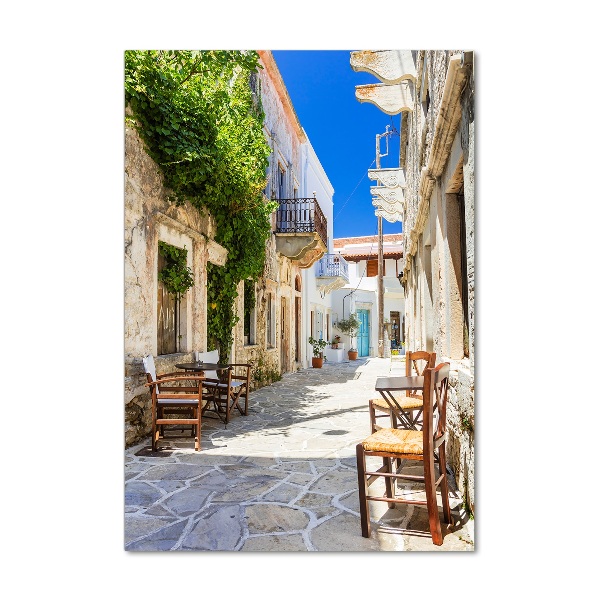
[124,122,226,447]
[227,52,306,384]
[232,256,300,390]
[401,50,475,514]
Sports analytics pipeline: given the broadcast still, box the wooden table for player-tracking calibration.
[375,375,425,430]
[175,362,234,422]
[175,362,229,375]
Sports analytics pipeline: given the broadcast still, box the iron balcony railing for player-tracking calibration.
[275,197,327,248]
[315,253,349,282]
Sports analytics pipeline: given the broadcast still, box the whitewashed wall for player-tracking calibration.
[330,252,405,356]
[301,137,335,366]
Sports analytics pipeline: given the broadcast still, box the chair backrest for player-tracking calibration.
[142,354,157,382]
[422,362,450,449]
[405,350,436,398]
[194,349,220,379]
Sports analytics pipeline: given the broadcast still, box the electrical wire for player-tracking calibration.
[350,223,379,293]
[333,158,376,222]
[334,119,400,223]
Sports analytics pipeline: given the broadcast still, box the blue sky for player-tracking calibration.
[272,50,402,240]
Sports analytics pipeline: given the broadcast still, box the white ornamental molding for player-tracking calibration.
[355,81,414,115]
[371,197,405,213]
[207,239,228,266]
[374,208,402,223]
[350,50,417,85]
[370,186,404,204]
[368,168,406,188]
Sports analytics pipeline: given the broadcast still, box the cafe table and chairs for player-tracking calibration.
[373,374,426,431]
[356,362,452,546]
[369,350,436,432]
[175,359,252,425]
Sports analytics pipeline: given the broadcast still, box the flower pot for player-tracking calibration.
[312,356,324,368]
[331,343,338,349]
[348,350,358,361]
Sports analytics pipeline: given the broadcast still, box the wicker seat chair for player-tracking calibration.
[368,350,436,432]
[356,362,452,546]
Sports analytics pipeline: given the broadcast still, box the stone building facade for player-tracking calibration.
[231,52,332,380]
[229,52,307,381]
[125,52,333,447]
[351,50,475,513]
[124,121,227,446]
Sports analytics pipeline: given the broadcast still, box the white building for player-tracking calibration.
[329,234,405,357]
[231,51,337,376]
[300,137,337,366]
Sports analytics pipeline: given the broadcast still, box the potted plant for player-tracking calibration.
[308,336,327,368]
[335,313,361,360]
[331,335,341,349]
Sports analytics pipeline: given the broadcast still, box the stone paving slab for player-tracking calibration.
[124,357,474,551]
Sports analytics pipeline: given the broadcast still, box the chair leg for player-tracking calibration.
[356,444,371,538]
[195,406,201,451]
[225,392,231,424]
[383,457,395,508]
[438,443,452,525]
[152,412,159,452]
[241,386,249,415]
[368,401,377,433]
[232,389,244,416]
[423,447,443,546]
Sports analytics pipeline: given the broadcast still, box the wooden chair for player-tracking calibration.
[368,350,436,432]
[142,355,205,452]
[202,363,251,425]
[356,362,452,546]
[193,349,221,385]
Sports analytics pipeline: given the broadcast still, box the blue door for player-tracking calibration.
[357,309,370,357]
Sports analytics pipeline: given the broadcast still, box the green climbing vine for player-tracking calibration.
[157,241,194,300]
[125,50,277,361]
[243,279,256,336]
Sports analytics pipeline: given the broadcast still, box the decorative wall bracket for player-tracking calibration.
[350,50,417,85]
[370,186,404,205]
[355,81,414,115]
[368,168,406,188]
[374,208,402,223]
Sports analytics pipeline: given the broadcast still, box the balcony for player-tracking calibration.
[315,254,349,295]
[275,197,328,268]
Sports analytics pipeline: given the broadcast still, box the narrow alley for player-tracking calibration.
[125,357,474,551]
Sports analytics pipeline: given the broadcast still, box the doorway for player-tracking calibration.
[357,309,370,357]
[281,297,288,373]
[295,296,301,363]
[390,310,401,348]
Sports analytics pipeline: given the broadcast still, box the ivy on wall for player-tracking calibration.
[157,241,194,300]
[243,279,256,336]
[125,50,278,360]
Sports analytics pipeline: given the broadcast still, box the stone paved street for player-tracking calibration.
[125,356,474,551]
